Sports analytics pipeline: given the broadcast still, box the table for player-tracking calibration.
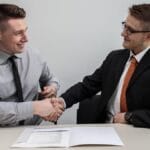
[0,123,150,150]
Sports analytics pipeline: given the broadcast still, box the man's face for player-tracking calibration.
[121,14,148,54]
[0,18,28,55]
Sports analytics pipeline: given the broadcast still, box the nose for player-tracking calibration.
[22,33,28,43]
[121,31,124,37]
[121,29,128,37]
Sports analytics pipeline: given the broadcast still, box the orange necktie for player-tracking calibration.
[120,56,138,112]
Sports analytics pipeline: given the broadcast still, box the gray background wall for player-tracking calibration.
[0,0,149,124]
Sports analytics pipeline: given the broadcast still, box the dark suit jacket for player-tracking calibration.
[61,48,150,128]
[77,95,103,124]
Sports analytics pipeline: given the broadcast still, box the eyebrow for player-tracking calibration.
[122,21,150,33]
[122,22,137,30]
[13,27,28,33]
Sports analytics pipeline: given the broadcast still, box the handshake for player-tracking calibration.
[33,97,65,122]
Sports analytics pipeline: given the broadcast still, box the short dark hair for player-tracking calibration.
[129,4,150,30]
[0,4,26,31]
[0,4,26,22]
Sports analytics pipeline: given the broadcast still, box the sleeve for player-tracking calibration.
[0,101,33,126]
[61,63,104,108]
[39,59,60,91]
[60,50,119,108]
[130,110,150,128]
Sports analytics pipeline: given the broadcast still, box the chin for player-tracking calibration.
[15,48,25,54]
[122,42,130,49]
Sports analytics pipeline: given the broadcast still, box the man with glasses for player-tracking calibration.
[53,4,150,128]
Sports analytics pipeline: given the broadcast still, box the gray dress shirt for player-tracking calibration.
[0,46,59,126]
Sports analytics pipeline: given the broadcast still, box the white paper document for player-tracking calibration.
[12,127,123,148]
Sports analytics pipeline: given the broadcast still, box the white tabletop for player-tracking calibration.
[0,123,150,150]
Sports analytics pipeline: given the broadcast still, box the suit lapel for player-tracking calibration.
[113,50,130,86]
[129,49,150,87]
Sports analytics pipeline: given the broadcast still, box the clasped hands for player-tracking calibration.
[33,97,65,122]
[44,97,65,122]
[33,85,65,122]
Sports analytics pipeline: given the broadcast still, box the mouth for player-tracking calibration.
[17,43,25,48]
[123,37,130,42]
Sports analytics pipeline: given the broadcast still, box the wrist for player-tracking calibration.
[60,97,66,109]
[33,101,40,115]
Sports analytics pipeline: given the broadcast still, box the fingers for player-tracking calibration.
[113,113,126,124]
[48,98,64,121]
[51,97,65,111]
[40,86,57,98]
[34,97,65,122]
[45,97,65,122]
[43,109,62,122]
[33,98,53,117]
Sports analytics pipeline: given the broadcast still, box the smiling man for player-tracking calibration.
[0,4,63,126]
[54,3,150,128]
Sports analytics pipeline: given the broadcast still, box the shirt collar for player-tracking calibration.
[0,50,24,65]
[0,51,10,64]
[129,46,150,63]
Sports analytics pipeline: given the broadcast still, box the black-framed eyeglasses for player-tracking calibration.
[122,21,150,35]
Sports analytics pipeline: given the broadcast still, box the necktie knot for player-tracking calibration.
[130,56,138,65]
[9,55,16,60]
[9,56,17,66]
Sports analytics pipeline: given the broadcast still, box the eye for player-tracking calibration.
[122,22,137,34]
[14,31,20,35]
[126,27,136,33]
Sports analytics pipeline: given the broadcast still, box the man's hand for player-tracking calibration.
[51,97,65,111]
[113,112,127,124]
[39,85,57,98]
[43,97,65,121]
[33,98,58,119]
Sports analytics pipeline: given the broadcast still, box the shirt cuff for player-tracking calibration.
[17,101,33,121]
